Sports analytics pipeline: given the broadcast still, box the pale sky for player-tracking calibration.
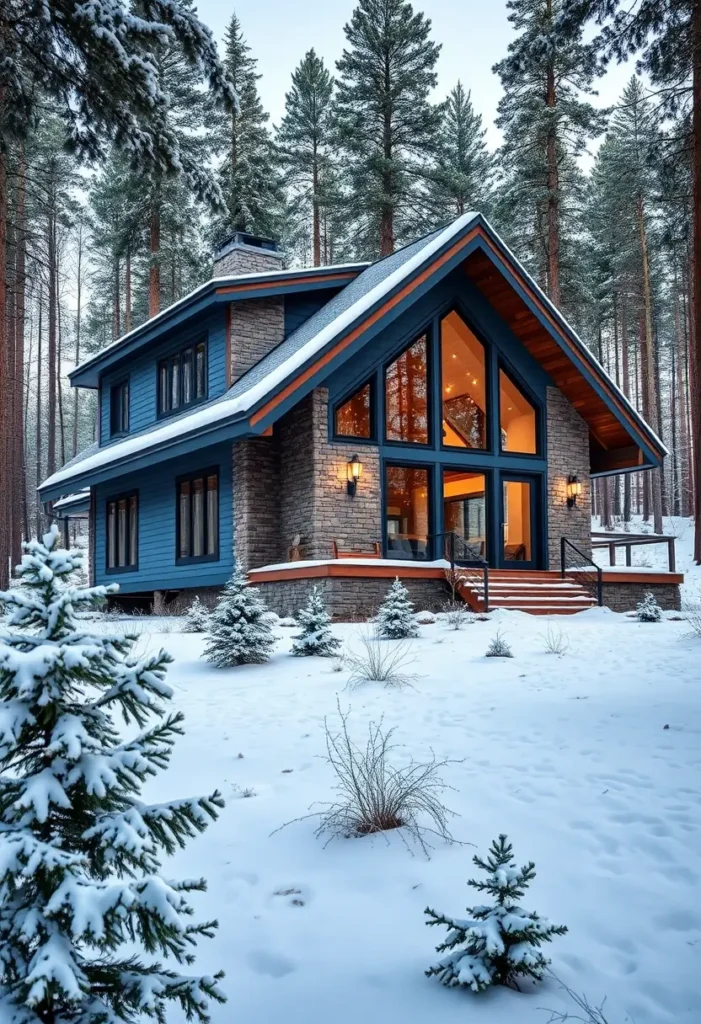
[195,0,637,152]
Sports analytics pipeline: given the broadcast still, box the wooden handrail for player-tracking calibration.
[590,533,676,572]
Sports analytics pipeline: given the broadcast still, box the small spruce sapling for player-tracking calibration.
[636,591,662,622]
[425,834,567,992]
[291,586,341,657]
[0,526,226,1023]
[376,578,420,639]
[205,560,277,666]
[486,629,513,657]
[184,594,211,632]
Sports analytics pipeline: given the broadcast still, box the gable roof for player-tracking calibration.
[40,213,666,500]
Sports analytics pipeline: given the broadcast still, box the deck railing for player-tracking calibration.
[591,531,676,572]
[560,537,603,606]
[430,531,490,613]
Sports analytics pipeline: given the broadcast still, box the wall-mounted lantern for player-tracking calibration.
[566,474,582,509]
[347,454,363,496]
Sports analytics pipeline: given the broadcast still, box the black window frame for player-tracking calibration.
[175,467,220,565]
[105,490,139,574]
[158,337,208,419]
[109,377,130,437]
[383,330,433,448]
[497,359,543,459]
[438,306,491,454]
[332,377,376,443]
[382,459,433,562]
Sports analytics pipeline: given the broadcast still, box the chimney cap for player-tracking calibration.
[215,230,281,259]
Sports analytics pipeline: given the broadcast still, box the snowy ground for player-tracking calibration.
[120,608,701,1024]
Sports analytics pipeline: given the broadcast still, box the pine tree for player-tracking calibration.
[291,586,341,657]
[210,13,284,242]
[0,526,225,1022]
[494,0,607,312]
[334,0,443,258]
[425,834,568,992]
[205,562,277,666]
[277,49,336,266]
[376,578,420,639]
[486,631,514,658]
[430,82,493,219]
[184,595,212,633]
[636,591,662,622]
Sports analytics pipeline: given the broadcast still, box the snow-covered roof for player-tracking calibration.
[52,489,91,513]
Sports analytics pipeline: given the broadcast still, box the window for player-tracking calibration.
[110,379,129,436]
[384,464,430,560]
[502,479,532,561]
[499,369,537,454]
[335,381,373,439]
[106,493,138,571]
[177,470,219,562]
[158,339,207,416]
[443,469,487,560]
[385,334,429,444]
[441,311,487,449]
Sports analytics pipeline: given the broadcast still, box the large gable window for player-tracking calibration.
[159,339,207,417]
[441,311,487,449]
[385,334,429,444]
[177,470,219,563]
[499,369,537,454]
[335,381,373,439]
[106,493,138,572]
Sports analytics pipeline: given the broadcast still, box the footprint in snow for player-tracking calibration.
[247,949,296,978]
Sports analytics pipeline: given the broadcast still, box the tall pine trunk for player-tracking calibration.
[380,55,394,257]
[312,140,321,266]
[47,208,57,479]
[35,284,43,537]
[149,204,160,318]
[637,194,664,534]
[692,0,701,562]
[125,246,132,333]
[674,272,691,516]
[72,221,83,458]
[545,67,560,302]
[0,149,9,589]
[13,145,26,562]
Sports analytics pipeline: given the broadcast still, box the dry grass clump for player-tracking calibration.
[345,628,417,689]
[441,601,473,630]
[540,623,570,655]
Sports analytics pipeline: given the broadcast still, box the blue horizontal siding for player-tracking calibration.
[94,443,233,594]
[284,289,339,338]
[98,309,228,446]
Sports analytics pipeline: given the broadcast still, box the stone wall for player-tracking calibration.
[214,243,284,277]
[254,575,449,621]
[232,438,281,570]
[546,387,592,567]
[278,388,381,560]
[229,297,285,382]
[602,581,681,613]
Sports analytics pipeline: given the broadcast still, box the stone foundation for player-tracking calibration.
[602,581,681,613]
[254,575,450,621]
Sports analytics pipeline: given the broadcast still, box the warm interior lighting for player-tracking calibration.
[347,454,363,496]
[566,474,582,508]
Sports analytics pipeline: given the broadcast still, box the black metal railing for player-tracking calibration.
[560,537,603,606]
[591,531,677,572]
[430,531,490,612]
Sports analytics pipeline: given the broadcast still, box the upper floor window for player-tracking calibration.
[441,311,487,449]
[177,470,219,563]
[385,333,429,444]
[110,378,129,436]
[335,381,373,439]
[106,493,138,572]
[158,339,207,417]
[499,369,537,454]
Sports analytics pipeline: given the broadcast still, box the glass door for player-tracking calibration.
[500,475,538,569]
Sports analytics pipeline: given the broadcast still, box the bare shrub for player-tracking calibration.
[329,652,346,673]
[441,600,472,630]
[415,611,436,625]
[542,977,612,1023]
[486,629,513,658]
[540,623,570,655]
[345,628,417,689]
[682,588,701,639]
[279,699,461,856]
[232,784,257,799]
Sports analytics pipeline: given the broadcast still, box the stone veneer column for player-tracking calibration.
[546,386,592,567]
[232,438,281,570]
[229,297,285,383]
[279,388,381,559]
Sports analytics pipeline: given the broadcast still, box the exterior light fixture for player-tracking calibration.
[566,474,582,509]
[347,454,363,496]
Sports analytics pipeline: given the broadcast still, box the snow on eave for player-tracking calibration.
[478,216,669,459]
[69,261,370,381]
[41,213,481,494]
[52,489,91,511]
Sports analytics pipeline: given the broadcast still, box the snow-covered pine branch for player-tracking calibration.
[0,526,225,1023]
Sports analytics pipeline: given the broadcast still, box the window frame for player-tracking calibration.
[105,489,139,574]
[496,359,543,459]
[438,306,492,454]
[175,467,220,566]
[332,377,377,443]
[109,377,130,437]
[382,329,433,449]
[382,459,433,562]
[157,337,208,420]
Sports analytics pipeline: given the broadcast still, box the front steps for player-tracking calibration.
[458,570,597,615]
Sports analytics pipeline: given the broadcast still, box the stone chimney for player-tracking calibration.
[213,231,284,277]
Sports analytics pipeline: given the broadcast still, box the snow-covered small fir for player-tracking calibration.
[291,587,341,657]
[425,834,567,992]
[0,526,225,1023]
[376,578,420,639]
[204,561,276,666]
[184,595,211,633]
[636,591,663,622]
